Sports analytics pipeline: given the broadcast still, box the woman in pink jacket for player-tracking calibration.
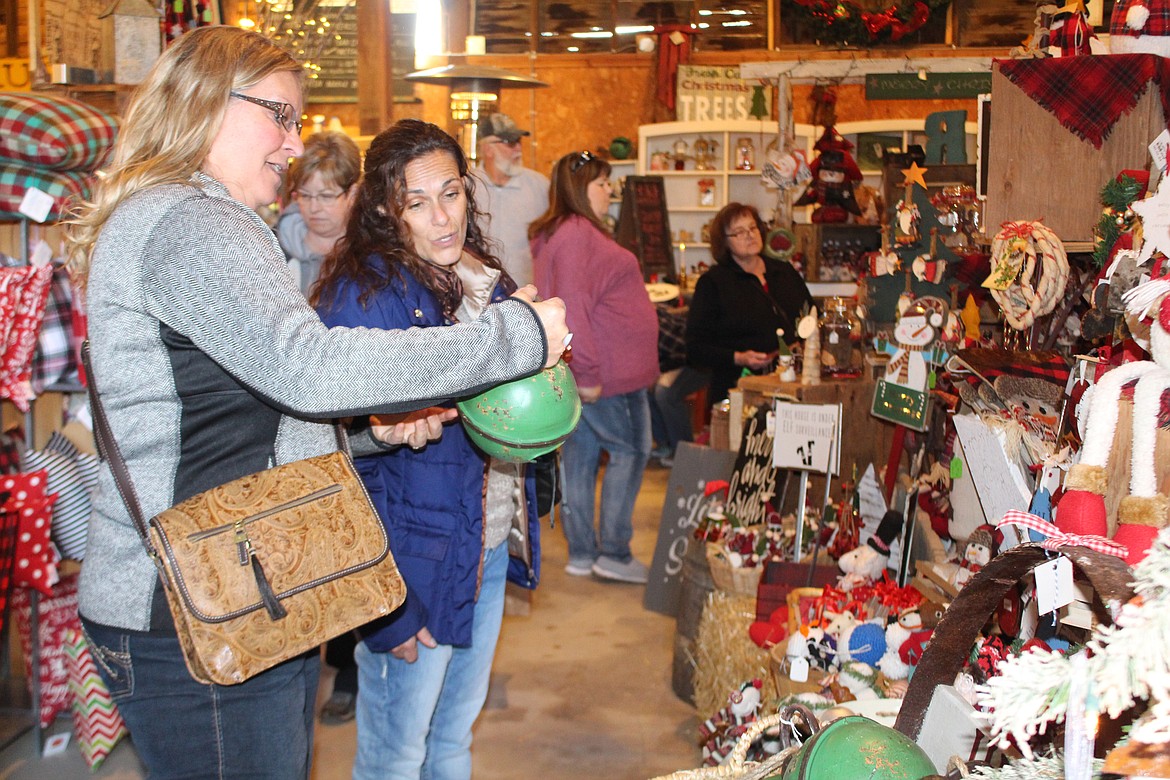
[530,151,659,583]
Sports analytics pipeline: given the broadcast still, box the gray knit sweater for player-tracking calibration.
[79,173,546,632]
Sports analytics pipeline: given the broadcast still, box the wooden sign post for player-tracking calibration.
[773,402,842,561]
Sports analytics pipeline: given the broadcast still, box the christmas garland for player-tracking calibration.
[788,0,952,45]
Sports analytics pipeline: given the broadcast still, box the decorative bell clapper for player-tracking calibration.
[1114,369,1170,565]
[1057,360,1157,537]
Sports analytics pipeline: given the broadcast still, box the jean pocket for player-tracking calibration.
[79,623,134,699]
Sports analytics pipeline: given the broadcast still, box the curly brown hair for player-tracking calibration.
[312,119,511,319]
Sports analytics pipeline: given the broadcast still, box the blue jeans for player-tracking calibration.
[652,366,708,452]
[560,388,652,564]
[352,541,508,780]
[79,617,319,779]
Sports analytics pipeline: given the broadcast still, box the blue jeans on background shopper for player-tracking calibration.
[651,366,708,456]
[352,541,509,780]
[561,388,652,566]
[80,616,319,779]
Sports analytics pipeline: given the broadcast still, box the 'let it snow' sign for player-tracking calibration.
[772,402,841,475]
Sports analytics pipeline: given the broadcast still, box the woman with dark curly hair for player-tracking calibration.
[686,202,814,403]
[314,118,543,779]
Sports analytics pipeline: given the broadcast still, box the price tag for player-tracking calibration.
[18,186,53,223]
[30,240,52,268]
[949,455,963,480]
[1034,556,1074,614]
[1151,128,1170,175]
[789,656,810,682]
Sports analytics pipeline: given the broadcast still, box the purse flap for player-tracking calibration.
[149,451,389,623]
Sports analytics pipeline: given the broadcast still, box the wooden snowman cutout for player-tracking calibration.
[885,297,947,391]
[871,296,950,430]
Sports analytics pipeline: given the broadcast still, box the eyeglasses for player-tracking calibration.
[292,188,347,205]
[230,92,303,136]
[725,223,761,240]
[569,150,595,173]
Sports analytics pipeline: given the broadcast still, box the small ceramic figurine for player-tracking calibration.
[950,524,995,590]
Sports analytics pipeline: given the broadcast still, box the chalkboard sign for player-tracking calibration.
[307,11,358,102]
[615,175,673,282]
[643,442,738,617]
[726,404,782,526]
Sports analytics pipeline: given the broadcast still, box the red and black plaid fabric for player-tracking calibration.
[948,348,1071,386]
[0,500,19,637]
[1112,0,1170,37]
[996,54,1170,149]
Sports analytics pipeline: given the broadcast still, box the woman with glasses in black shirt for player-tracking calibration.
[686,202,814,404]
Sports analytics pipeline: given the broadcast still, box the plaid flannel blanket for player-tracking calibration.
[996,54,1170,149]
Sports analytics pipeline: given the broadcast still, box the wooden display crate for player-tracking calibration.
[794,223,881,283]
[985,60,1165,246]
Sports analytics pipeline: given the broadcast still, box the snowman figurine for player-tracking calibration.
[883,297,949,392]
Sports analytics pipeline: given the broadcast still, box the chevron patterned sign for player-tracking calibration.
[64,628,128,770]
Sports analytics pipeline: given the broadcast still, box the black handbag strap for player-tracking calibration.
[81,340,154,554]
[80,340,349,558]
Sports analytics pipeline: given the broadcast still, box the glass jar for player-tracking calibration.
[735,137,755,170]
[819,297,862,375]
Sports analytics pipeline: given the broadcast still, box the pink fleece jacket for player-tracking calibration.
[531,215,659,397]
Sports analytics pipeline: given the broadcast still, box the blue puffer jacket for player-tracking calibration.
[317,257,540,650]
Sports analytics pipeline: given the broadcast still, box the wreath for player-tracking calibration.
[787,1,952,46]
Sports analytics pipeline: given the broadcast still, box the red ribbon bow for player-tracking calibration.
[997,510,1128,558]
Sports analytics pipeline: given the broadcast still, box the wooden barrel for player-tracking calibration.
[671,541,714,703]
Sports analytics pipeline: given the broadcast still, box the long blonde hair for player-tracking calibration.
[65,26,303,288]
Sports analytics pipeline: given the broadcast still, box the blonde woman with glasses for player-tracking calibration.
[64,26,567,779]
[277,130,361,295]
[529,150,659,584]
[686,201,814,404]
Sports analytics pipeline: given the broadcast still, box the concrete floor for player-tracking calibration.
[0,462,703,780]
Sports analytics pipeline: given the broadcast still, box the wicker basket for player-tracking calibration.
[706,543,763,597]
[648,713,798,780]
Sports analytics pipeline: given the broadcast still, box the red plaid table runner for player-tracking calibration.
[997,54,1170,149]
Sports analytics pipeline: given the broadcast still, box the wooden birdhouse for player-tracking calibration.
[98,0,162,85]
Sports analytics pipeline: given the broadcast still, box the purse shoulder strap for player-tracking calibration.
[81,340,154,554]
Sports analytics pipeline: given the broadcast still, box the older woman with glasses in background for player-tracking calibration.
[686,201,814,404]
[529,150,659,584]
[277,130,361,295]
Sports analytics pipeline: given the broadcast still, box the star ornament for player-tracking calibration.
[902,162,929,190]
[1131,174,1170,266]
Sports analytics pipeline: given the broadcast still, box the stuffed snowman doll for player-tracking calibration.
[699,679,763,766]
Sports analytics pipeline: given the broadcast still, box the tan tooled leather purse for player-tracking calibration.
[82,343,405,685]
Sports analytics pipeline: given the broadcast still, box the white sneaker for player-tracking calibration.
[564,559,595,577]
[591,556,649,584]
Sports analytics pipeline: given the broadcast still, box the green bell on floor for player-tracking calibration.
[456,360,581,463]
[769,716,936,780]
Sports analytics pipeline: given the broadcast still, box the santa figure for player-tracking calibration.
[1111,0,1170,55]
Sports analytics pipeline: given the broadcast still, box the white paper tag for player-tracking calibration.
[30,240,52,268]
[43,731,70,757]
[789,656,810,682]
[1034,557,1074,614]
[1152,128,1170,174]
[18,186,53,223]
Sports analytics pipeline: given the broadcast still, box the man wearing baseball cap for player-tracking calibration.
[471,113,549,287]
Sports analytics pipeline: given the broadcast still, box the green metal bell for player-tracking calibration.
[456,360,581,463]
[772,716,936,780]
